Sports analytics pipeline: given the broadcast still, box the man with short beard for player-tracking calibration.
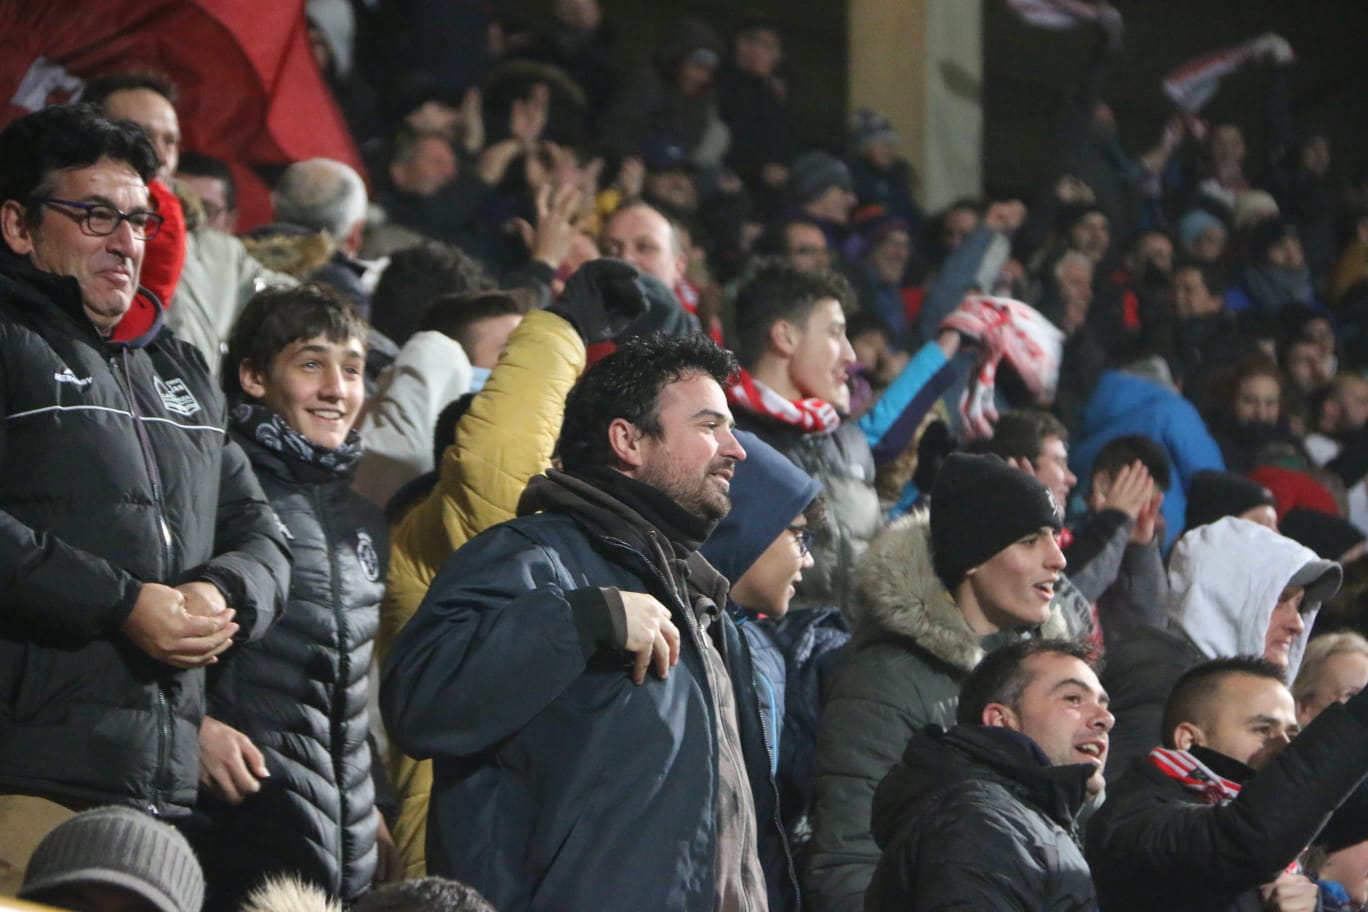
[383,333,781,911]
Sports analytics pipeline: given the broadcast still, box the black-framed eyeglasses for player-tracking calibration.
[787,525,813,557]
[36,198,165,240]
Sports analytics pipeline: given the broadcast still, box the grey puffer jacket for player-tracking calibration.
[734,412,882,614]
[804,513,1069,912]
[185,422,386,909]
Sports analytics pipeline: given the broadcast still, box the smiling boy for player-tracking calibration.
[182,284,393,910]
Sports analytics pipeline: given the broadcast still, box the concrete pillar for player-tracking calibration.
[848,0,983,211]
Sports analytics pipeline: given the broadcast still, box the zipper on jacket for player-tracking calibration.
[317,486,351,896]
[112,350,176,811]
[113,351,174,571]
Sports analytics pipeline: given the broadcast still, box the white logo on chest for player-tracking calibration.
[356,530,380,582]
[54,367,93,389]
[155,376,202,417]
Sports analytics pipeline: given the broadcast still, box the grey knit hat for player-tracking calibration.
[19,806,205,912]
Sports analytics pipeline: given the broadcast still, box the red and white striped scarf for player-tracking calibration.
[1004,0,1107,30]
[727,368,841,435]
[1148,747,1243,805]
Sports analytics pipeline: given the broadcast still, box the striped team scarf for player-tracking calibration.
[727,368,841,434]
[1148,747,1243,805]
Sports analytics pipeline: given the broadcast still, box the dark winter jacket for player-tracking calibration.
[381,469,773,912]
[185,412,386,908]
[805,513,1068,912]
[1087,687,1368,912]
[0,252,290,817]
[866,726,1096,912]
[735,411,881,614]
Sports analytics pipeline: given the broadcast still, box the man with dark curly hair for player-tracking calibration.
[383,332,784,911]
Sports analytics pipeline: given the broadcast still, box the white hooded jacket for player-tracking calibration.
[1167,516,1340,676]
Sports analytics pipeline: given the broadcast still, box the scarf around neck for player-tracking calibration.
[230,402,363,480]
[1148,746,1244,804]
[727,367,841,434]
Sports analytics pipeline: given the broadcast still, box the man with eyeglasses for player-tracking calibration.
[0,103,290,892]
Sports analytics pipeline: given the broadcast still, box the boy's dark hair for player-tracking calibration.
[845,310,895,343]
[80,71,178,109]
[1160,656,1287,748]
[558,333,738,473]
[370,241,495,346]
[432,393,477,469]
[752,217,825,258]
[228,283,370,382]
[1174,259,1227,297]
[350,877,495,912]
[968,408,1068,462]
[1092,433,1172,492]
[957,638,1096,725]
[0,104,158,228]
[421,291,526,356]
[803,492,832,536]
[733,262,854,369]
[176,151,237,212]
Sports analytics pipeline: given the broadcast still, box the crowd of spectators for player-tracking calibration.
[5,1,1368,911]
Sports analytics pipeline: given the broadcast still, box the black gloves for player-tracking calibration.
[548,258,649,344]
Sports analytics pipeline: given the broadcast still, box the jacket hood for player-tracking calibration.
[850,511,1068,671]
[871,725,1093,847]
[1168,516,1341,675]
[701,429,821,592]
[1082,370,1171,428]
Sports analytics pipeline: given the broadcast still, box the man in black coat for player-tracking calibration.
[0,104,290,889]
[866,638,1112,911]
[1087,656,1368,912]
[382,333,785,912]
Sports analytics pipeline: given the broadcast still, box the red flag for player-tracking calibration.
[0,0,364,230]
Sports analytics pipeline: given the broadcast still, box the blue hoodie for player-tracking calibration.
[703,430,821,771]
[1071,370,1225,549]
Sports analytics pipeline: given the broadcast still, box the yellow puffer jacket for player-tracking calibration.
[377,309,585,877]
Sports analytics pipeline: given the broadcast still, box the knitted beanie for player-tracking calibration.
[19,806,205,912]
[1179,208,1225,252]
[849,108,898,152]
[1185,469,1274,531]
[790,151,853,205]
[930,452,1062,591]
[1280,507,1367,562]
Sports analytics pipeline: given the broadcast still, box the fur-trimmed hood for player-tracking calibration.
[850,511,1068,672]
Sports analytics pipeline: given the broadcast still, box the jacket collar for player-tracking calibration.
[0,246,164,349]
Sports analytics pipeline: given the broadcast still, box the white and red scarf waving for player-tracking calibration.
[1148,747,1243,805]
[727,369,841,435]
[1163,33,1294,114]
[1004,0,1108,30]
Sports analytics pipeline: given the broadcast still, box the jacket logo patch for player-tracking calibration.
[155,376,202,417]
[54,367,93,389]
[356,530,380,582]
[271,509,294,542]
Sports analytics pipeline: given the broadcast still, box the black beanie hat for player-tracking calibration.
[1185,469,1274,531]
[930,452,1062,592]
[1280,507,1367,561]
